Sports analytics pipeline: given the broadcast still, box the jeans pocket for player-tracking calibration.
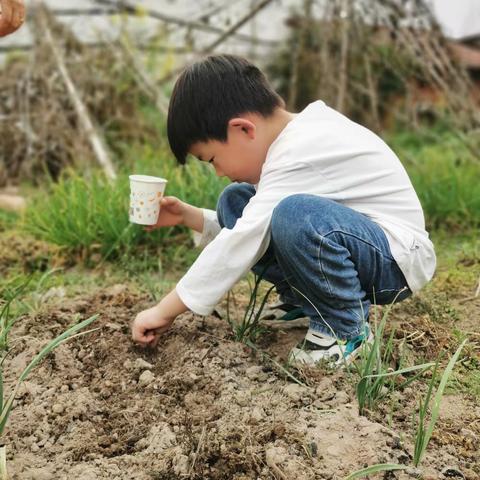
[371,287,412,305]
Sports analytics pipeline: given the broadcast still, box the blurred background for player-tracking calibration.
[0,0,479,266]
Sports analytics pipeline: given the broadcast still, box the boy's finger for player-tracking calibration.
[144,326,170,344]
[132,327,152,344]
[144,333,155,343]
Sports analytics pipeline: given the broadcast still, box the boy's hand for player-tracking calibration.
[144,196,185,231]
[0,0,25,37]
[145,196,204,234]
[131,304,174,346]
[131,289,188,347]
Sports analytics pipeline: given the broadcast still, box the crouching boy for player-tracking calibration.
[131,54,436,366]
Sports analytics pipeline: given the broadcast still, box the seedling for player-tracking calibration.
[351,307,435,415]
[413,339,467,466]
[227,265,275,343]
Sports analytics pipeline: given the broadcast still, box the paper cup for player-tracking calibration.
[129,175,167,225]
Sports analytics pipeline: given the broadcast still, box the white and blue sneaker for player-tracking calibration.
[288,325,374,367]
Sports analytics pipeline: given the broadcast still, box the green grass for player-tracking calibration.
[0,211,18,232]
[351,301,435,415]
[226,269,275,343]
[23,145,228,263]
[388,128,480,230]
[345,464,406,479]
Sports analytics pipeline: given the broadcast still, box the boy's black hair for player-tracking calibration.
[167,54,284,165]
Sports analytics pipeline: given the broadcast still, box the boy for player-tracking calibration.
[131,54,436,365]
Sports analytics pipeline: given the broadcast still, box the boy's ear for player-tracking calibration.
[228,117,256,139]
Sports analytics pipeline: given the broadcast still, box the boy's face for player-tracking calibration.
[189,116,267,185]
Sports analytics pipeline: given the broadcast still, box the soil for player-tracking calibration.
[4,283,479,480]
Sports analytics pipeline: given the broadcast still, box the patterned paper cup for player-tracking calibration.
[129,175,168,225]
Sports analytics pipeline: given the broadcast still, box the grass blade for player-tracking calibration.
[245,340,307,387]
[345,463,405,479]
[414,339,466,466]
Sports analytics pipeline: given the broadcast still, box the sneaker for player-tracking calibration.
[261,300,308,321]
[288,324,374,367]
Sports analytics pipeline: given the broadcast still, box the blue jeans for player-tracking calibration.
[217,183,411,340]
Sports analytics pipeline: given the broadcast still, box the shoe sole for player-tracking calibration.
[289,331,375,369]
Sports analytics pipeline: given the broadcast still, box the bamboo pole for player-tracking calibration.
[38,9,117,181]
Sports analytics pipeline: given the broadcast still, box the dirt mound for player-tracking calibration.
[4,287,478,479]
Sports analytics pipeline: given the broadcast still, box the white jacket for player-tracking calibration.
[177,101,436,315]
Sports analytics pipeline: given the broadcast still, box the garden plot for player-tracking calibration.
[4,280,479,480]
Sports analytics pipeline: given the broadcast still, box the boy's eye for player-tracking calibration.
[208,157,214,164]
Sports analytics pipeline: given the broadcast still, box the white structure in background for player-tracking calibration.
[1,0,479,56]
[427,0,480,40]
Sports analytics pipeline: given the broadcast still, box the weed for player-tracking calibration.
[351,298,435,415]
[413,339,467,466]
[0,210,18,232]
[347,337,468,479]
[227,269,275,343]
[345,463,406,479]
[0,279,31,351]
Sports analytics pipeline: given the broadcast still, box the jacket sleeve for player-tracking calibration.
[192,209,221,249]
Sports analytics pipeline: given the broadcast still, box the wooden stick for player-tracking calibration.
[38,9,116,181]
[50,8,119,16]
[157,0,275,86]
[117,37,169,116]
[201,0,274,53]
[94,0,278,47]
[459,275,480,303]
[0,41,199,53]
[336,0,350,112]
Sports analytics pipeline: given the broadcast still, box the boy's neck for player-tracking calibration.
[263,108,296,149]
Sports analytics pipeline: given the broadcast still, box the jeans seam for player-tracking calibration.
[323,229,395,262]
[316,234,335,302]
